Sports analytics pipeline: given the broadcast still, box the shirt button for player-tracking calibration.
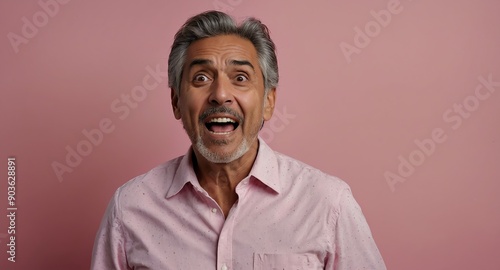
[211,208,217,213]
[221,264,228,270]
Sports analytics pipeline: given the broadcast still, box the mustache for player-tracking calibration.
[199,107,244,123]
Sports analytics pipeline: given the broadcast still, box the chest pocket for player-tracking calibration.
[253,253,323,270]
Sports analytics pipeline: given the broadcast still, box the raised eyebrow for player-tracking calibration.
[229,60,255,72]
[188,59,213,69]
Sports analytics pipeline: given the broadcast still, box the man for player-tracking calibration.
[91,10,386,270]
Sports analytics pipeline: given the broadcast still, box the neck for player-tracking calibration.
[193,139,259,217]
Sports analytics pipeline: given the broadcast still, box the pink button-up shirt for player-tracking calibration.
[91,139,386,269]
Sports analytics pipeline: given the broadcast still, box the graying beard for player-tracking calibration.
[195,137,249,164]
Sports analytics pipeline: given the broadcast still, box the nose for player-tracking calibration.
[208,76,233,106]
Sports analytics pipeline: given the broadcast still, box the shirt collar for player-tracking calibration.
[165,137,281,199]
[166,148,200,199]
[248,137,281,194]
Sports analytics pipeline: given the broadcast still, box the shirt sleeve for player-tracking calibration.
[332,187,387,270]
[90,189,131,270]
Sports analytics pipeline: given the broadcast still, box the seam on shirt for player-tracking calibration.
[328,185,350,248]
[114,186,131,267]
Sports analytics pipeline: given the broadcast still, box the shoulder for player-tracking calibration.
[113,155,184,204]
[274,150,348,186]
[268,150,355,226]
[273,150,351,202]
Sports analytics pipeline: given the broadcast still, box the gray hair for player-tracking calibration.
[168,10,279,95]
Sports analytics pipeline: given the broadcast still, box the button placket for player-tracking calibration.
[217,200,241,270]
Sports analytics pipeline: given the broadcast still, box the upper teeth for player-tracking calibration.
[209,118,235,123]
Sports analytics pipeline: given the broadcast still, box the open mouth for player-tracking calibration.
[205,117,239,134]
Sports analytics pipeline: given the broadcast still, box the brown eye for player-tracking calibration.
[194,74,209,82]
[235,75,248,82]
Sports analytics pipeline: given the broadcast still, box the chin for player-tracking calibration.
[194,136,250,164]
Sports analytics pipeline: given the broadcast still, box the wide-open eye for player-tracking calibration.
[235,74,248,83]
[193,74,209,82]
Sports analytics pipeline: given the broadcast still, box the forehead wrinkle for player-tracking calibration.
[184,36,262,81]
[188,43,253,59]
[228,59,255,73]
[189,59,213,69]
[187,56,257,75]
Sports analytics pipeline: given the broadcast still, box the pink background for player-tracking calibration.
[1,0,500,269]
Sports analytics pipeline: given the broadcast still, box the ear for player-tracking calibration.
[263,88,276,121]
[171,88,182,120]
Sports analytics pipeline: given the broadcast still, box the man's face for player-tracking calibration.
[172,35,275,163]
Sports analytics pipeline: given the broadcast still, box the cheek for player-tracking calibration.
[179,94,203,117]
